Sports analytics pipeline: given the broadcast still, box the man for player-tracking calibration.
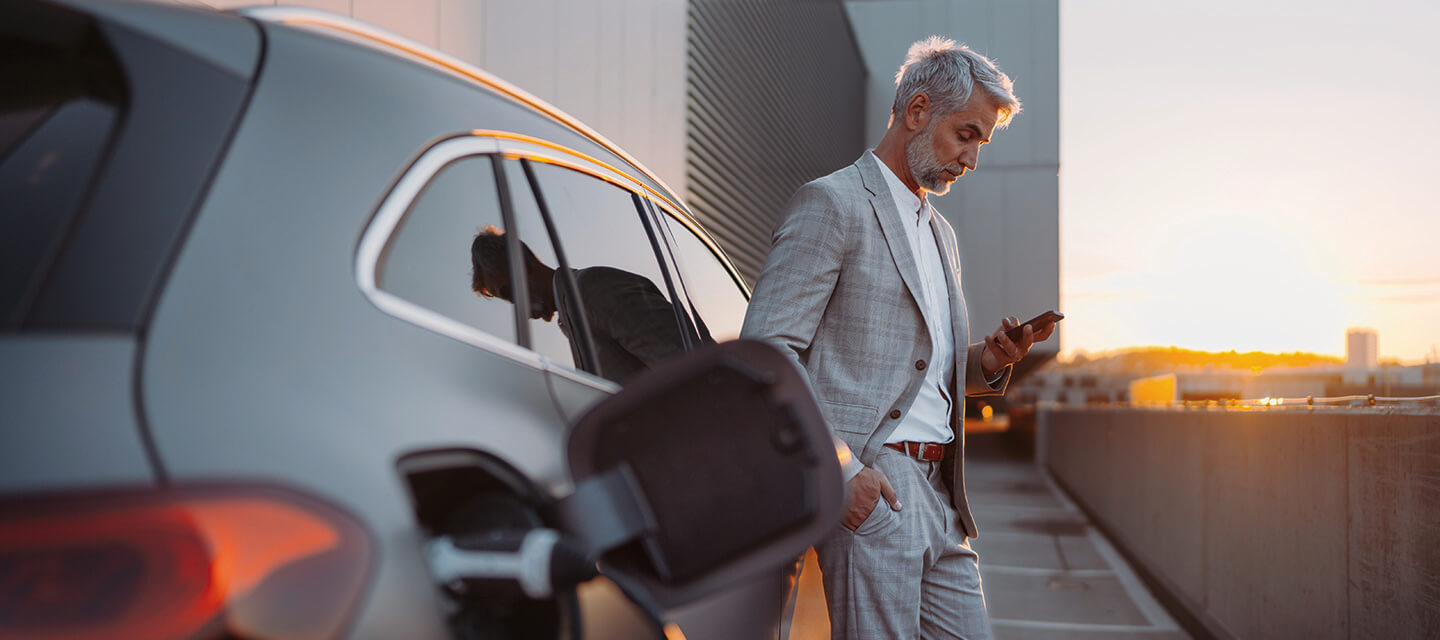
[470,226,707,383]
[741,37,1055,639]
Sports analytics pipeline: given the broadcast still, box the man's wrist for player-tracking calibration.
[981,360,997,379]
[984,363,1006,385]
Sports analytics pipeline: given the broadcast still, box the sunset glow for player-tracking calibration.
[1061,0,1440,362]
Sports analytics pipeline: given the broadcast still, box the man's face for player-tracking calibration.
[478,265,556,321]
[524,261,557,321]
[905,92,1002,195]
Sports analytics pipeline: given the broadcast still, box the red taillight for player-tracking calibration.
[0,485,373,640]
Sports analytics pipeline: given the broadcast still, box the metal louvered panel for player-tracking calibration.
[686,0,867,285]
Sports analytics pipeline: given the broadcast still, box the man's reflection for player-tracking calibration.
[470,226,708,383]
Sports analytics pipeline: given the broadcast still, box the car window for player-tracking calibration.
[379,155,517,343]
[509,159,692,384]
[0,14,126,331]
[660,215,749,342]
[0,100,120,329]
[6,6,255,332]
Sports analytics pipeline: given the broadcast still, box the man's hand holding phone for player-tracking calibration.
[981,310,1063,377]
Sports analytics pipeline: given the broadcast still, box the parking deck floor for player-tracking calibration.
[786,433,1190,640]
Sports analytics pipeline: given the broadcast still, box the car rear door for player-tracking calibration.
[491,152,703,421]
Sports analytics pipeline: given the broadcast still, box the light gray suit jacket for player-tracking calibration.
[741,152,1009,539]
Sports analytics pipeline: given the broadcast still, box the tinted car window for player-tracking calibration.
[3,4,256,332]
[0,21,124,329]
[511,160,691,384]
[661,215,749,342]
[380,155,517,343]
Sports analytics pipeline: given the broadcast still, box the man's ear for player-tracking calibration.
[905,92,931,132]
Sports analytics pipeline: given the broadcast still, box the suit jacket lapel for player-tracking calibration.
[857,154,935,333]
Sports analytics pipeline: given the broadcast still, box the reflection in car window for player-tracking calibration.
[380,155,516,343]
[508,160,693,384]
[662,215,749,342]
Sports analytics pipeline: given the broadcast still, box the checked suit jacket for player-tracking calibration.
[741,152,1010,539]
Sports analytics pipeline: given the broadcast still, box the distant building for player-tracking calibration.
[1345,328,1378,385]
[1347,328,1378,370]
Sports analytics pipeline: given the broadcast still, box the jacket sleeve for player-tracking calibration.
[741,181,847,363]
[964,341,1011,396]
[741,181,865,481]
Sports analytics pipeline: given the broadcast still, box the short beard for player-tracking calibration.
[904,119,964,196]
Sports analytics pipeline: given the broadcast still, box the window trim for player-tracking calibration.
[358,131,724,389]
[647,197,751,301]
[490,157,533,349]
[644,197,708,341]
[635,194,696,352]
[244,7,688,230]
[482,129,750,301]
[516,156,600,374]
[647,197,752,342]
[357,135,542,369]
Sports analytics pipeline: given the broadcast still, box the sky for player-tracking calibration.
[1059,0,1440,363]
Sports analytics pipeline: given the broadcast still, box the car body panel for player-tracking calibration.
[25,10,257,330]
[138,22,600,638]
[0,336,155,493]
[6,3,800,637]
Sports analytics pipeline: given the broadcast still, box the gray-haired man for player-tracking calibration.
[742,37,1054,638]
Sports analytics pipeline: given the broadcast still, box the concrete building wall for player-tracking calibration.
[213,0,690,196]
[843,0,1061,354]
[684,0,867,284]
[1040,406,1440,639]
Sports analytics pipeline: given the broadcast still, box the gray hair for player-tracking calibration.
[892,36,1021,127]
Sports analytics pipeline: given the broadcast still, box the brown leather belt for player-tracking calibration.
[884,441,946,462]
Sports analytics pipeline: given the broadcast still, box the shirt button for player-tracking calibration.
[915,359,927,371]
[889,409,902,420]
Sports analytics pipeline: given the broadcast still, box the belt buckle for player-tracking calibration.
[915,442,941,461]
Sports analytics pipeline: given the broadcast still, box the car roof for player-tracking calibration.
[241,7,749,298]
[243,10,679,220]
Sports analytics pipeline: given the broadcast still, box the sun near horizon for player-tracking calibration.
[1058,1,1439,365]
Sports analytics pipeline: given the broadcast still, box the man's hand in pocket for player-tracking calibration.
[843,466,902,530]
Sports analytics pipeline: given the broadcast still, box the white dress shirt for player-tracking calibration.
[869,152,956,446]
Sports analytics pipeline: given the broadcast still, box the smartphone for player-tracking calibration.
[1003,310,1064,343]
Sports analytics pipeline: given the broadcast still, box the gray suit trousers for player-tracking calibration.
[814,447,992,640]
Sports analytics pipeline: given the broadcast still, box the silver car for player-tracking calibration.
[0,2,843,638]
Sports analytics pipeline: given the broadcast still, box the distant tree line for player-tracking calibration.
[1060,346,1343,374]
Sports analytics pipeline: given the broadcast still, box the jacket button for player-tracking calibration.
[889,409,902,420]
[915,359,927,371]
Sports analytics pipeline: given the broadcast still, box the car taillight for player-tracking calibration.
[0,485,373,640]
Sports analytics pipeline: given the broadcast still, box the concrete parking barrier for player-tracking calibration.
[1038,405,1440,640]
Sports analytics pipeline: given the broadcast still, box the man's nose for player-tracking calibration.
[960,147,979,171]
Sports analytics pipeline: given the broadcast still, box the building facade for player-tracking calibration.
[214,0,1061,356]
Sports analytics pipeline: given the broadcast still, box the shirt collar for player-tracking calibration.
[866,150,928,224]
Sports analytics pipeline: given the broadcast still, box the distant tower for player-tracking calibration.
[1346,328,1378,371]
